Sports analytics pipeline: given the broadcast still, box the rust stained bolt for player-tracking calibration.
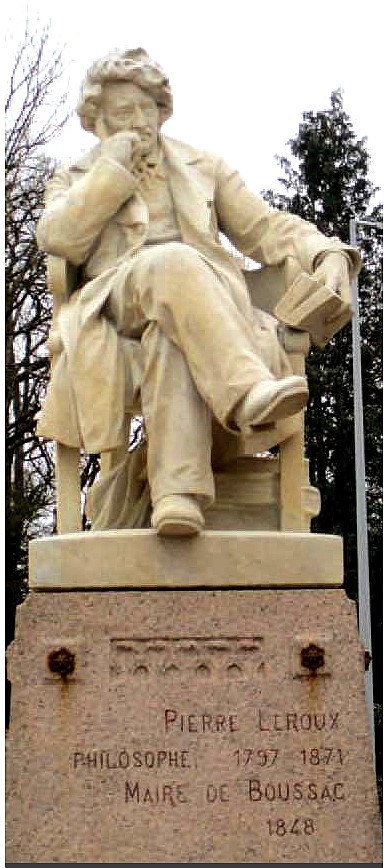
[47,647,76,679]
[300,643,325,675]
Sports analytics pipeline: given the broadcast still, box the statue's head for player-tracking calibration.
[76,48,173,143]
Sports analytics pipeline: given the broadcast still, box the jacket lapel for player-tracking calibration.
[162,137,214,243]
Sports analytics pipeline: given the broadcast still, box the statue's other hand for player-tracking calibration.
[314,251,352,308]
[100,131,143,173]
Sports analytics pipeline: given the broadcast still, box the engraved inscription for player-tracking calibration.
[248,778,346,802]
[267,818,316,836]
[234,748,279,767]
[205,783,230,802]
[72,748,193,770]
[256,709,339,731]
[125,780,189,806]
[300,747,345,765]
[164,708,239,733]
[69,703,348,845]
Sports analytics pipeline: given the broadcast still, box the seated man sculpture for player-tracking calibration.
[36,48,360,537]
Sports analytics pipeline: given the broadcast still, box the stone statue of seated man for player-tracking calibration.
[36,48,360,536]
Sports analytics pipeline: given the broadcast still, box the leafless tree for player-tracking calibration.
[5,21,69,648]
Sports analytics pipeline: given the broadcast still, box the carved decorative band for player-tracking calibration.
[110,636,265,679]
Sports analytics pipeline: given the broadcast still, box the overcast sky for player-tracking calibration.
[5,0,383,199]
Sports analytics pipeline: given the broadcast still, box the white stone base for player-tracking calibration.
[29,530,343,589]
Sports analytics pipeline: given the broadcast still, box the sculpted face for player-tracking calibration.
[99,81,160,155]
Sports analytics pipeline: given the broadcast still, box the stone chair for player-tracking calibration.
[46,256,321,535]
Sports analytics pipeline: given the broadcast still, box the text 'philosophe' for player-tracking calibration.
[72,748,192,770]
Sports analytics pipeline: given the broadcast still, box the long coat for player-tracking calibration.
[36,136,359,452]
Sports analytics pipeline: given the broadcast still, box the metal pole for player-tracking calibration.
[349,217,375,755]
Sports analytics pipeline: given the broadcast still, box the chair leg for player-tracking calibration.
[279,421,305,531]
[279,341,307,531]
[100,446,127,478]
[55,443,82,533]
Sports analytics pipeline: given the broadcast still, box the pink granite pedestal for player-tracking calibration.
[6,587,381,863]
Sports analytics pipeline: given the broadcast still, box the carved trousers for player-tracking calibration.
[107,242,280,504]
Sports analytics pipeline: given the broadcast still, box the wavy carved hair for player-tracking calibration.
[76,48,173,132]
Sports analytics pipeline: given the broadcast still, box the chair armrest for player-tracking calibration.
[243,265,286,315]
[244,265,352,348]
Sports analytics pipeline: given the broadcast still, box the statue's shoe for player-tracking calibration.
[235,375,309,430]
[151,494,204,537]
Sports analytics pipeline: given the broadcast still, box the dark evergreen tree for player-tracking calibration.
[263,89,382,782]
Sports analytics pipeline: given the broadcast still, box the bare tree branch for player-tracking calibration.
[6,20,68,635]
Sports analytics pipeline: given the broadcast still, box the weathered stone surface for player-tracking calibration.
[29,529,343,589]
[36,47,359,537]
[6,589,381,863]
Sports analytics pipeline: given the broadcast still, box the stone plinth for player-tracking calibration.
[6,585,381,863]
[29,529,343,589]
